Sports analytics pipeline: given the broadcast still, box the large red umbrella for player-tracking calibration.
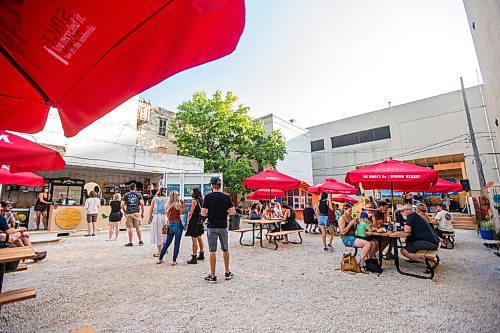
[308,178,357,195]
[0,165,45,186]
[0,0,245,137]
[428,179,463,193]
[247,189,285,201]
[331,194,358,205]
[345,159,438,192]
[0,130,65,173]
[242,169,301,190]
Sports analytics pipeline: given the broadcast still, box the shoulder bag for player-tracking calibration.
[341,252,361,273]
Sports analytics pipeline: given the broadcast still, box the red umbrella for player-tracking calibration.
[0,0,245,137]
[242,169,301,190]
[331,194,358,205]
[0,130,65,173]
[247,189,285,201]
[0,165,45,186]
[308,178,357,195]
[428,179,462,193]
[345,159,438,192]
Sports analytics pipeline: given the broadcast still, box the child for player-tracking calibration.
[355,212,370,240]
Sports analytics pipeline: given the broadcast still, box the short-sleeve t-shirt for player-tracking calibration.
[303,207,315,223]
[0,215,10,232]
[406,212,439,244]
[122,192,143,214]
[355,220,369,238]
[435,211,454,232]
[202,192,233,229]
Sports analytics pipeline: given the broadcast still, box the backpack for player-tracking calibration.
[328,208,337,223]
[365,258,383,275]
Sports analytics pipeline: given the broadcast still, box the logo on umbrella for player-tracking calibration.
[0,134,11,144]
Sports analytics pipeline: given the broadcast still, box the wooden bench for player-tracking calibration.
[265,230,303,250]
[5,262,28,273]
[415,249,440,279]
[0,287,36,306]
[231,228,255,246]
[441,232,455,249]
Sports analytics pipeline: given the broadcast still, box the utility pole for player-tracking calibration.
[461,77,486,188]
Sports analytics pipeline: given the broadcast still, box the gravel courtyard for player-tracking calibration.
[1,227,499,333]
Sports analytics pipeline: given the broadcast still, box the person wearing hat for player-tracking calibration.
[201,176,236,283]
[400,204,440,264]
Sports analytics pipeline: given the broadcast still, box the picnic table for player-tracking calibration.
[0,246,37,308]
[366,230,439,279]
[238,219,282,247]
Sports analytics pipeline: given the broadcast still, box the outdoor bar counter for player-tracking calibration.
[46,205,152,232]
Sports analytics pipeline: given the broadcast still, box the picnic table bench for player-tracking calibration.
[0,246,37,309]
[265,229,303,250]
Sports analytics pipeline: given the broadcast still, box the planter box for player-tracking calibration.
[479,229,495,240]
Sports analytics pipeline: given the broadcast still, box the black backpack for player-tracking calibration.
[365,258,383,276]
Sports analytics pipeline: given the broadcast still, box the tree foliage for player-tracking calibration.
[170,90,286,193]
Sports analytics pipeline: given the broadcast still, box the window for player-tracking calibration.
[311,139,325,152]
[330,126,391,148]
[158,118,167,136]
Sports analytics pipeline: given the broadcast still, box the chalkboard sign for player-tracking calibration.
[167,184,180,195]
[203,184,212,196]
[184,184,199,197]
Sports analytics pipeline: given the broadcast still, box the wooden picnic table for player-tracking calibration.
[239,219,282,248]
[0,246,36,292]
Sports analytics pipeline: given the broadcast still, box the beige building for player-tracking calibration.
[308,85,499,192]
[136,99,179,155]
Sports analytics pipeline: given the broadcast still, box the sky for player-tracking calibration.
[141,0,481,129]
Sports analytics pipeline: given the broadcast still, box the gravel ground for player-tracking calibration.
[1,226,499,333]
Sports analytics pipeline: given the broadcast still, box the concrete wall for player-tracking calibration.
[20,96,204,175]
[259,114,313,184]
[308,86,499,190]
[136,99,179,155]
[463,0,500,183]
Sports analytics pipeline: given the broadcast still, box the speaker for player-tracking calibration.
[460,179,471,192]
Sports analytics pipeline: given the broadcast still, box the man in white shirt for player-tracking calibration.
[434,203,454,246]
[84,191,101,236]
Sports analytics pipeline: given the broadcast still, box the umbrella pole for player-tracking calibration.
[391,182,394,223]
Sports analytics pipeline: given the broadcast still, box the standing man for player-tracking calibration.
[121,183,145,247]
[201,176,235,283]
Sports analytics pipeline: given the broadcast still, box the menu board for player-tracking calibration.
[184,184,199,197]
[203,184,212,196]
[167,184,180,195]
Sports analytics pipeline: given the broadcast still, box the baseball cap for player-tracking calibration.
[210,176,222,185]
[360,212,369,219]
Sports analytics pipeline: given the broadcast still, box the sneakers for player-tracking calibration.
[204,275,217,284]
[327,244,334,251]
[324,247,329,251]
[125,243,133,247]
[138,241,144,246]
[224,271,234,280]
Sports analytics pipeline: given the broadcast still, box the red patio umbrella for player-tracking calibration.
[0,165,45,186]
[242,169,301,190]
[428,179,462,193]
[308,178,357,195]
[345,159,438,192]
[0,130,65,173]
[331,194,358,205]
[247,189,285,201]
[0,0,245,137]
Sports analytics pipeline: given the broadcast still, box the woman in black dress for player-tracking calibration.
[185,188,205,264]
[280,204,302,244]
[34,187,52,230]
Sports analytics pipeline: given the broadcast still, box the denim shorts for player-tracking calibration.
[342,236,356,247]
[318,215,329,227]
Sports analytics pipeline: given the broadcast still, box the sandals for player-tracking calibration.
[153,253,160,257]
[359,265,369,274]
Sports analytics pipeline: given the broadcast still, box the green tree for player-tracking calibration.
[170,90,286,193]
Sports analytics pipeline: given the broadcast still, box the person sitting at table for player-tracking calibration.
[400,204,440,265]
[280,204,302,244]
[416,203,431,224]
[355,212,370,240]
[249,203,260,220]
[1,201,19,228]
[0,208,47,262]
[338,203,371,273]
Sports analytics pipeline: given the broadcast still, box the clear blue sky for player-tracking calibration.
[141,0,481,128]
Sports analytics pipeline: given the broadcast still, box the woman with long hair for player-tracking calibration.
[315,192,335,251]
[280,204,302,244]
[185,188,205,264]
[157,191,185,266]
[148,188,167,257]
[108,193,122,241]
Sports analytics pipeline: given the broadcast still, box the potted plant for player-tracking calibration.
[478,219,495,240]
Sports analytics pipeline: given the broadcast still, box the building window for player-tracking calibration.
[158,118,167,136]
[311,139,325,152]
[330,126,391,148]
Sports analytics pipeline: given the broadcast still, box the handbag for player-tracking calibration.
[162,224,168,234]
[341,253,361,273]
[365,258,383,275]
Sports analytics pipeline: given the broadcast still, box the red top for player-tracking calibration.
[345,159,438,191]
[0,131,66,173]
[242,169,301,190]
[308,178,357,195]
[0,0,246,137]
[167,206,181,223]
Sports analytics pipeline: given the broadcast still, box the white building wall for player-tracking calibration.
[19,96,203,174]
[259,114,313,185]
[308,86,498,191]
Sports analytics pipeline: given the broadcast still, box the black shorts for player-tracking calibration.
[405,240,439,253]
